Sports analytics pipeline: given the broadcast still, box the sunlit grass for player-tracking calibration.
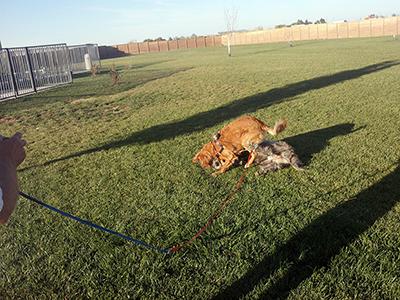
[1,37,400,299]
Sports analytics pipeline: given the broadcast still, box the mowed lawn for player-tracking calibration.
[1,37,400,299]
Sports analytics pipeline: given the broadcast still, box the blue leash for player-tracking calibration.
[19,191,171,254]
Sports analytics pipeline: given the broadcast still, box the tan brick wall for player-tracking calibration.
[348,22,359,38]
[101,35,221,58]
[158,41,169,52]
[221,17,400,46]
[100,17,399,59]
[384,18,397,35]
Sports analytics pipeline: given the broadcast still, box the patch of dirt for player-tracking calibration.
[104,105,129,114]
[0,116,17,125]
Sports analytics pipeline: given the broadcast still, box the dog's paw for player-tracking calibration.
[211,171,219,177]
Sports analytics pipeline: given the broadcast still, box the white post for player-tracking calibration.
[84,53,92,71]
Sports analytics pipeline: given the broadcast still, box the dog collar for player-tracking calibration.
[212,142,224,158]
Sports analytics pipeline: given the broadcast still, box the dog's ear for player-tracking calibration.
[193,152,211,169]
[193,151,205,164]
[192,152,200,163]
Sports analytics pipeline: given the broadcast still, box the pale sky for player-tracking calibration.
[0,0,398,47]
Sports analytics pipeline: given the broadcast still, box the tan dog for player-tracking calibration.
[191,140,224,170]
[193,115,287,175]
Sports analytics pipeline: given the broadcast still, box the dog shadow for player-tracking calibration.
[284,123,359,165]
[233,122,358,170]
[209,123,358,242]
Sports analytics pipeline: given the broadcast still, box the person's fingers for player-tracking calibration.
[12,132,23,140]
[10,132,26,147]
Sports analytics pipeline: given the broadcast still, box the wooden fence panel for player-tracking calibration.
[127,43,138,54]
[272,28,285,42]
[292,26,301,41]
[168,40,178,50]
[234,33,244,45]
[337,22,349,38]
[371,18,384,36]
[348,22,359,38]
[300,25,310,40]
[138,42,149,53]
[327,23,338,39]
[187,38,196,48]
[398,17,400,36]
[205,36,214,47]
[383,17,397,35]
[158,41,168,52]
[359,20,371,37]
[196,36,206,48]
[148,42,159,52]
[177,39,187,49]
[309,24,319,39]
[317,24,328,39]
[117,44,129,53]
[282,27,291,41]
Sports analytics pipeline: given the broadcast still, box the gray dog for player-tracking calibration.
[251,140,304,175]
[210,134,304,175]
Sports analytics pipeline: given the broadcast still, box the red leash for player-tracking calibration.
[169,169,247,253]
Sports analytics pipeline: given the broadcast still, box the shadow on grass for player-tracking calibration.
[8,68,190,110]
[208,123,357,242]
[119,60,173,70]
[99,45,130,59]
[284,123,357,165]
[72,70,109,79]
[34,60,398,168]
[213,161,400,299]
[72,60,173,79]
[24,93,98,100]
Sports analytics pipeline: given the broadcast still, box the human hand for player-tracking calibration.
[0,132,27,167]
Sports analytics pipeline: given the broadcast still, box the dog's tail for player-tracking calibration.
[291,156,304,171]
[262,119,287,136]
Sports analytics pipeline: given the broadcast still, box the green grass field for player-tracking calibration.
[1,37,400,299]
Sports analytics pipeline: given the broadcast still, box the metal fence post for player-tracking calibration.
[96,45,101,67]
[25,47,36,92]
[5,49,17,98]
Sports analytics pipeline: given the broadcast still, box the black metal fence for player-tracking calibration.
[0,43,72,101]
[68,44,101,74]
[0,49,15,99]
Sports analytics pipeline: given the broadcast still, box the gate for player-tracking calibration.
[68,44,101,74]
[0,49,15,99]
[0,43,72,101]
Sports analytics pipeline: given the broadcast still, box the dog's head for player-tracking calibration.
[192,141,223,170]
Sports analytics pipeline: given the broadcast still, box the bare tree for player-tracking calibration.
[224,7,238,57]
